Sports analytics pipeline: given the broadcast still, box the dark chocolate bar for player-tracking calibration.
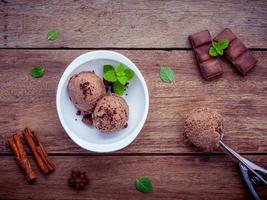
[189,30,223,80]
[214,28,257,76]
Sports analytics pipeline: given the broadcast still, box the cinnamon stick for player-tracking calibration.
[23,127,55,174]
[8,133,36,183]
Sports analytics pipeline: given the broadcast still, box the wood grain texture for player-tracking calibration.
[0,50,266,154]
[0,155,266,200]
[0,0,267,48]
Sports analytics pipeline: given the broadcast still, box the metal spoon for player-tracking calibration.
[219,140,267,184]
[219,139,267,200]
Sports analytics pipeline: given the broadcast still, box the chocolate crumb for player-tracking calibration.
[103,79,113,87]
[124,123,128,128]
[111,86,114,93]
[82,114,93,125]
[76,110,81,116]
[80,82,92,99]
[105,87,109,93]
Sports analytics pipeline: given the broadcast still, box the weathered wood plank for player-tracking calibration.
[0,50,266,154]
[0,0,266,48]
[0,155,266,200]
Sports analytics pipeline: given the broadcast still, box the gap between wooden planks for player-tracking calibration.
[0,50,266,154]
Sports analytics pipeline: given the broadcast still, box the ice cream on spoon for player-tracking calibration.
[184,107,223,152]
[184,107,267,198]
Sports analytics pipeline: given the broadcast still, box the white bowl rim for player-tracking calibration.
[56,50,149,152]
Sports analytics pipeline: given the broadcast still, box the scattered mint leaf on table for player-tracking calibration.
[47,29,59,41]
[135,176,153,193]
[31,66,45,78]
[160,66,175,83]
[103,63,135,96]
[209,39,229,57]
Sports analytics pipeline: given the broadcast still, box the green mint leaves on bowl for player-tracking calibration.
[160,66,175,83]
[135,176,153,193]
[31,66,45,78]
[103,63,135,96]
[209,39,229,57]
[47,29,59,41]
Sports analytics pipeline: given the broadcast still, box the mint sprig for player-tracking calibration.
[103,63,135,96]
[209,39,229,57]
[135,176,153,193]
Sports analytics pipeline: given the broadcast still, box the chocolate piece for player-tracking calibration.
[194,44,212,63]
[233,51,257,75]
[189,30,223,80]
[214,28,236,43]
[225,38,247,61]
[82,114,93,125]
[189,30,211,49]
[200,59,223,79]
[214,28,257,76]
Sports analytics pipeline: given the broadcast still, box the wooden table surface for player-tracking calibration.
[0,1,267,199]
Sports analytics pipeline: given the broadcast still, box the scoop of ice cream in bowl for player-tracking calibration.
[56,51,149,152]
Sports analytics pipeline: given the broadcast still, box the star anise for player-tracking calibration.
[68,170,89,191]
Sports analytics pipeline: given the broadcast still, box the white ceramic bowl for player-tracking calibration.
[56,51,149,152]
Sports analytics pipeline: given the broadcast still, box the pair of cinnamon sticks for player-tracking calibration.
[8,128,54,183]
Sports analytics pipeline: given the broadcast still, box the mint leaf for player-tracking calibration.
[216,47,224,56]
[116,63,133,85]
[135,176,153,193]
[160,66,175,83]
[212,41,220,52]
[116,63,125,77]
[104,65,117,82]
[104,65,115,73]
[113,81,125,96]
[118,76,128,85]
[31,66,45,78]
[124,68,135,81]
[47,29,59,41]
[209,47,218,57]
[218,39,229,49]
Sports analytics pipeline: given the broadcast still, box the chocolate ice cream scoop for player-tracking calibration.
[68,71,105,114]
[184,107,223,151]
[93,93,129,133]
[184,108,267,199]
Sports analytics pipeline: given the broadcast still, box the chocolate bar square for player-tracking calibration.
[214,28,257,76]
[200,59,223,80]
[233,51,257,75]
[194,44,212,63]
[214,28,236,42]
[189,30,211,49]
[225,38,247,61]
